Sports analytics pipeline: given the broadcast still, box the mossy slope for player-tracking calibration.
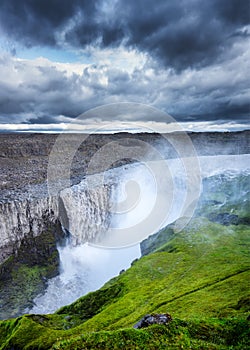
[0,222,64,319]
[0,218,249,349]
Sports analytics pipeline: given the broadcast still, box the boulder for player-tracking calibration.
[208,212,239,226]
[133,313,172,329]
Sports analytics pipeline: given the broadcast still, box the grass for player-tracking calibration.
[52,319,250,350]
[0,216,249,349]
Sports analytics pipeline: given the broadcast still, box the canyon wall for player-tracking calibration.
[0,130,249,264]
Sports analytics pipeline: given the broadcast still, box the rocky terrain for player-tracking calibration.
[0,131,249,196]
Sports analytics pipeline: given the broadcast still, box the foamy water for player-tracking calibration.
[29,154,250,314]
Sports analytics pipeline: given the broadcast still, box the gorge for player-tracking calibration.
[0,131,249,349]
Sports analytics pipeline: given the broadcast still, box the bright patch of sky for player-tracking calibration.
[0,36,90,64]
[17,46,86,64]
[0,121,249,134]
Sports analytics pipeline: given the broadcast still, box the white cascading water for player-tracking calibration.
[29,154,250,314]
[59,183,112,245]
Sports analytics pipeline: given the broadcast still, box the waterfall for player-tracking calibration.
[27,159,192,314]
[29,154,250,315]
[0,173,114,264]
[59,181,112,246]
[29,243,141,313]
[1,154,249,315]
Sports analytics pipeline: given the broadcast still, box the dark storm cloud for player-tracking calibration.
[0,50,249,125]
[0,0,249,125]
[0,0,97,46]
[122,0,250,69]
[28,115,60,124]
[213,101,250,119]
[0,0,249,70]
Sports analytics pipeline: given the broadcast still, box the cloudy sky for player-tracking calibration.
[0,0,249,132]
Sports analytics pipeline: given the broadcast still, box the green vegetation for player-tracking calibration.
[195,174,250,224]
[0,223,63,319]
[0,216,249,349]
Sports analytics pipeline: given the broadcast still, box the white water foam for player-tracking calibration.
[30,243,140,313]
[29,154,250,314]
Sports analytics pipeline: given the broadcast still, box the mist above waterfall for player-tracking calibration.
[29,155,191,314]
[30,242,140,313]
[28,152,250,315]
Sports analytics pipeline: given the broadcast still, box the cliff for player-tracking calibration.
[0,196,59,264]
[1,130,248,259]
[0,176,114,318]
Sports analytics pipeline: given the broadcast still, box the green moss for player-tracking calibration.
[50,320,250,350]
[0,318,249,350]
[55,282,124,328]
[140,225,175,256]
[0,218,249,349]
[0,223,64,319]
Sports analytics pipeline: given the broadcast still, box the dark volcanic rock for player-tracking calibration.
[133,313,172,329]
[208,212,250,226]
[208,212,239,226]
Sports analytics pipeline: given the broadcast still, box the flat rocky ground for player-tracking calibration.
[0,133,151,195]
[0,131,249,200]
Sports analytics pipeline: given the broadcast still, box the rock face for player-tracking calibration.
[0,222,64,319]
[0,196,59,264]
[208,212,239,226]
[133,313,172,329]
[0,178,114,265]
[0,163,118,318]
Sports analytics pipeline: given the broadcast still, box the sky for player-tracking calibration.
[0,0,249,132]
